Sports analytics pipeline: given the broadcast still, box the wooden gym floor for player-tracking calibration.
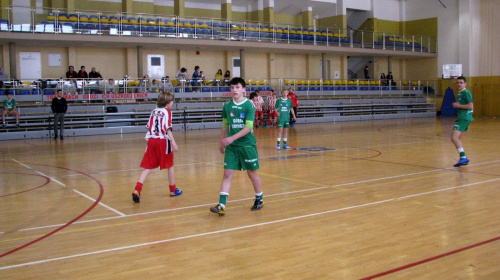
[0,117,499,279]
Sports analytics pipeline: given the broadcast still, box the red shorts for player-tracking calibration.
[140,138,174,170]
[267,110,277,117]
[255,111,263,116]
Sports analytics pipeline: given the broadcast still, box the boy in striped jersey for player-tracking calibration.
[210,77,264,216]
[132,91,182,203]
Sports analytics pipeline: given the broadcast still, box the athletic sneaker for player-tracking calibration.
[170,188,183,197]
[210,204,226,216]
[283,144,291,149]
[454,158,469,167]
[251,199,264,211]
[132,190,141,203]
[277,144,280,150]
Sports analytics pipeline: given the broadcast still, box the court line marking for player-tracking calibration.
[15,159,500,233]
[11,159,124,217]
[72,189,126,217]
[359,236,500,280]
[11,159,66,187]
[3,175,500,271]
[0,199,392,270]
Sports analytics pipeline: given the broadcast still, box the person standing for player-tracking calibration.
[275,89,296,149]
[364,66,370,80]
[210,77,263,216]
[287,88,299,127]
[451,76,474,167]
[2,92,19,128]
[51,89,67,140]
[132,92,182,203]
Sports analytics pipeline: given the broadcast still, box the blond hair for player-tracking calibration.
[157,91,174,108]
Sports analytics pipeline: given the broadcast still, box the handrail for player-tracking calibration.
[0,4,437,53]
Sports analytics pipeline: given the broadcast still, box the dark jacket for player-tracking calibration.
[51,97,68,114]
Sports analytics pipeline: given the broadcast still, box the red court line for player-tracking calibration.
[359,235,500,279]
[0,173,50,197]
[0,164,104,258]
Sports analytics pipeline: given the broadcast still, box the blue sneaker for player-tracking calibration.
[454,158,469,167]
[277,144,280,150]
[283,144,291,149]
[170,188,183,197]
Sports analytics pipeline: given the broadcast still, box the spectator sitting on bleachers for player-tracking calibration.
[380,73,386,86]
[77,66,88,79]
[160,76,174,92]
[149,79,160,93]
[175,67,189,86]
[214,69,223,85]
[105,79,116,94]
[137,75,149,93]
[89,67,103,80]
[56,77,76,95]
[387,72,394,86]
[2,92,19,128]
[191,66,201,92]
[66,65,78,79]
[0,67,8,89]
[224,70,231,86]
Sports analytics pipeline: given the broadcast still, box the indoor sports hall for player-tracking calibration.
[1,0,500,279]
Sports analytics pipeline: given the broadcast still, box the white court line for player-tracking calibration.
[73,189,126,217]
[17,159,500,233]
[11,159,66,187]
[3,174,500,271]
[2,170,499,270]
[11,158,124,217]
[0,199,392,270]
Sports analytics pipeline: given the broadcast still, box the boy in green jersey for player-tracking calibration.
[210,77,263,216]
[275,89,296,149]
[451,76,474,167]
[2,92,19,128]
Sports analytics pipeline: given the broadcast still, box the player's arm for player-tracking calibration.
[290,106,296,120]
[452,102,473,110]
[166,129,178,152]
[219,118,229,153]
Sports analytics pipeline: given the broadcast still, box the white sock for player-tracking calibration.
[458,148,464,153]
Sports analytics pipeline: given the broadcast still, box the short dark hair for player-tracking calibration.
[249,92,257,99]
[56,89,62,93]
[229,77,246,88]
[6,92,12,96]
[457,76,466,83]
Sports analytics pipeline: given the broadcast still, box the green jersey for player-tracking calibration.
[275,98,292,122]
[457,89,473,121]
[222,98,256,147]
[3,98,16,111]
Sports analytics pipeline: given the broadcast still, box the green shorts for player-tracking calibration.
[224,145,260,171]
[453,119,472,132]
[277,120,290,128]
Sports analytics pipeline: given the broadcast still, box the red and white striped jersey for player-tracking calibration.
[145,108,172,140]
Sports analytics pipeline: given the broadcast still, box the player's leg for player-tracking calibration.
[167,166,182,196]
[283,127,290,149]
[277,126,283,149]
[451,124,469,167]
[2,110,6,126]
[248,170,264,211]
[132,169,152,202]
[210,146,238,215]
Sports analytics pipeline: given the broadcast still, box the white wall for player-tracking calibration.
[404,0,460,77]
[345,0,371,11]
[373,0,401,21]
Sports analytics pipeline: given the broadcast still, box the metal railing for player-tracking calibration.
[0,5,437,53]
